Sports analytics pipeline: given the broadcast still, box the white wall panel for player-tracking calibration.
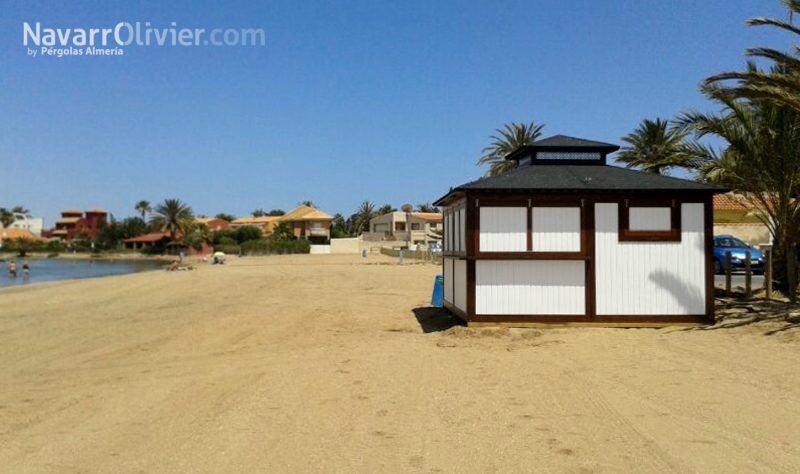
[476,260,585,315]
[443,258,454,304]
[532,207,581,252]
[479,207,527,252]
[629,207,671,231]
[457,208,466,252]
[596,203,705,315]
[454,259,467,311]
[444,211,452,251]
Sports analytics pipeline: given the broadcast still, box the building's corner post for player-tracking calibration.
[585,196,596,320]
[466,194,477,323]
[704,196,715,324]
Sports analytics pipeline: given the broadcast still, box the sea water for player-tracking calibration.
[0,258,164,288]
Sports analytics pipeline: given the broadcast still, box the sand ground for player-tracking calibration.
[1,254,799,473]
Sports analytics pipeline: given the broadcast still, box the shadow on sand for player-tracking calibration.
[412,307,465,333]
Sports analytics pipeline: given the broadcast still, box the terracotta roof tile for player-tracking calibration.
[0,229,45,242]
[714,193,754,211]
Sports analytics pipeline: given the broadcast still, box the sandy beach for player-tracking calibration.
[1,254,799,473]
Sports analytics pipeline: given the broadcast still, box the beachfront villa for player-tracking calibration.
[434,135,725,327]
[230,216,279,235]
[46,208,108,242]
[194,217,231,231]
[123,232,171,252]
[280,205,333,243]
[232,205,333,244]
[366,211,443,245]
[0,212,44,237]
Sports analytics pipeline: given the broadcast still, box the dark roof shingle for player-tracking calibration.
[530,135,619,150]
[444,165,724,194]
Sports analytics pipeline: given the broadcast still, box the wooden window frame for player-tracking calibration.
[618,199,681,242]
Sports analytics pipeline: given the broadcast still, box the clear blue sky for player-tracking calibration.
[0,0,791,225]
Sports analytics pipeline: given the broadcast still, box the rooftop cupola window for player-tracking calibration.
[507,135,620,166]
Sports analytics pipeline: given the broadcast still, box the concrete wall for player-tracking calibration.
[310,245,331,254]
[330,238,360,254]
[713,223,770,247]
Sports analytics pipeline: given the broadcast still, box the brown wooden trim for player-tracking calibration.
[470,196,479,256]
[471,314,714,324]
[619,230,681,242]
[618,199,682,242]
[468,191,714,203]
[526,199,533,251]
[455,206,460,252]
[471,314,591,323]
[466,259,475,321]
[477,199,529,207]
[466,196,477,321]
[470,252,588,260]
[585,197,596,320]
[530,200,586,207]
[703,196,715,323]
[442,251,466,258]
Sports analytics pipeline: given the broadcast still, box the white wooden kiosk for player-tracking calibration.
[434,135,725,327]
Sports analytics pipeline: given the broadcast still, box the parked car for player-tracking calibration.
[713,235,764,274]
[428,242,442,253]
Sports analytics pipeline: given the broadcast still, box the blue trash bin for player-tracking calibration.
[431,274,444,307]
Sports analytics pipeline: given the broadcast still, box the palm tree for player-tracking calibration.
[706,1,800,111]
[351,200,376,235]
[0,208,13,228]
[150,199,194,240]
[135,200,152,221]
[376,204,396,215]
[477,121,545,176]
[299,200,315,208]
[676,87,800,300]
[617,118,693,174]
[11,206,29,214]
[416,203,439,213]
[214,213,236,222]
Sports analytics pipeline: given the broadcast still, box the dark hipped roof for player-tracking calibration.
[506,135,620,160]
[531,134,618,150]
[434,165,725,205]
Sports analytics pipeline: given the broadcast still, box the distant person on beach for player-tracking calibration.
[21,259,30,277]
[7,260,17,278]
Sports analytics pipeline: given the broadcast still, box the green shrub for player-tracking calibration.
[218,236,238,246]
[234,226,263,244]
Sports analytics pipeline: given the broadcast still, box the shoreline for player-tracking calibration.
[0,251,179,262]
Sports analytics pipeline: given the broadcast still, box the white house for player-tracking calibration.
[1,212,44,237]
[433,135,725,327]
[367,211,443,245]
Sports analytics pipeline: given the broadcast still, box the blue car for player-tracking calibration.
[713,235,764,274]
